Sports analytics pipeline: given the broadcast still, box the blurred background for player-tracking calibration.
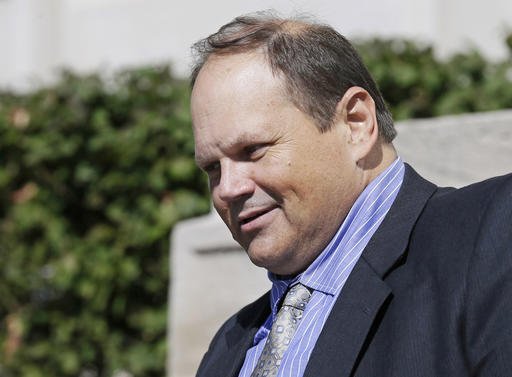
[1,0,511,376]
[2,0,512,89]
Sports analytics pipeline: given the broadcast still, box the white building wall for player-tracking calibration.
[1,0,511,90]
[435,0,512,59]
[0,0,60,88]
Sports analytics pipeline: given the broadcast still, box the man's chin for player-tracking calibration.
[245,250,298,276]
[246,248,278,270]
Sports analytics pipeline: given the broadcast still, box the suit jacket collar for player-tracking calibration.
[303,164,437,377]
[364,163,437,276]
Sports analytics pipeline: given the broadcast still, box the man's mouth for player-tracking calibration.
[238,205,278,228]
[240,214,260,225]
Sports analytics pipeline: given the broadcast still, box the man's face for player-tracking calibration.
[191,52,363,275]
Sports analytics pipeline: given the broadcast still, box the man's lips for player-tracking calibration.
[237,205,279,227]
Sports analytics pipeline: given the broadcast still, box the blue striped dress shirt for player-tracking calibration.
[238,157,405,377]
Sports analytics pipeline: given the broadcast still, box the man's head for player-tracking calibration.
[190,12,397,276]
[191,12,396,142]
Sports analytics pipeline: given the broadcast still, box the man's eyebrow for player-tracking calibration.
[225,131,260,147]
[216,132,263,154]
[194,130,266,167]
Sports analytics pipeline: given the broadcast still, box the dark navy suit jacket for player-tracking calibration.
[197,165,512,377]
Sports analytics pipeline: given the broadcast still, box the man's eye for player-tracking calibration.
[204,161,220,175]
[245,144,269,159]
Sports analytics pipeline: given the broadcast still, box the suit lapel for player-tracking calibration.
[304,258,391,377]
[304,164,437,377]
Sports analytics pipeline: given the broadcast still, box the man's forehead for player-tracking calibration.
[192,50,287,97]
[191,54,290,122]
[193,109,275,146]
[202,49,267,71]
[197,52,262,84]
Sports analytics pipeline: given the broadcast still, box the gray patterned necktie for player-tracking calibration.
[251,283,312,377]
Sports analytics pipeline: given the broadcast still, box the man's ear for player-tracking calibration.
[335,86,379,161]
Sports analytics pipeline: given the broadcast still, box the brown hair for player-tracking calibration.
[191,12,396,142]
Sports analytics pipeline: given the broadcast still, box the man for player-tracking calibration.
[190,12,512,377]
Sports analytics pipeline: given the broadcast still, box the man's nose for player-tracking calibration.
[216,161,255,202]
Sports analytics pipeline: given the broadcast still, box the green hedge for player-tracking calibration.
[0,37,511,377]
[357,36,512,119]
[0,67,209,376]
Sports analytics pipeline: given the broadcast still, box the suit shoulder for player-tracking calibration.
[425,172,512,219]
[406,173,512,283]
[206,291,270,347]
[196,291,270,376]
[435,172,512,199]
[460,174,512,370]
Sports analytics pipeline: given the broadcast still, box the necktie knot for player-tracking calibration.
[282,283,311,310]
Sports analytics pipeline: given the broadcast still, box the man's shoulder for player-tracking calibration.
[412,171,512,239]
[426,172,512,218]
[438,171,512,196]
[371,171,512,375]
[210,290,270,344]
[202,291,270,348]
[196,291,270,376]
[405,172,512,279]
